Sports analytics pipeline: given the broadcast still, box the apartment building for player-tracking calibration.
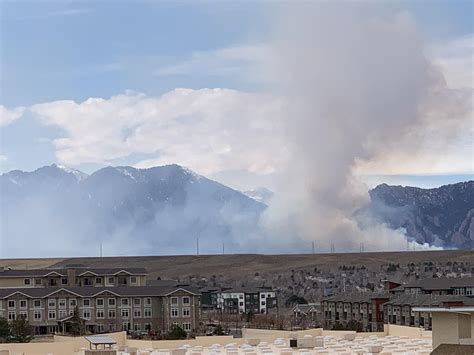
[321,294,389,332]
[290,303,321,328]
[389,277,474,296]
[383,294,474,330]
[0,266,148,288]
[0,267,202,335]
[322,291,474,332]
[206,286,277,314]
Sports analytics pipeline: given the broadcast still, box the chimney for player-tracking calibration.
[67,268,77,287]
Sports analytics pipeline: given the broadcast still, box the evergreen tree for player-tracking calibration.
[213,324,224,335]
[166,325,187,340]
[0,318,10,343]
[9,315,34,343]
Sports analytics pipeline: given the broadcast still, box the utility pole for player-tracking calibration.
[331,244,335,253]
[222,243,225,255]
[312,241,315,254]
[100,243,103,257]
[196,237,199,256]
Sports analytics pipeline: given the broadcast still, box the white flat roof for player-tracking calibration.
[413,307,474,313]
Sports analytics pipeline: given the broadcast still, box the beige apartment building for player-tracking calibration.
[0,267,201,336]
[0,266,148,288]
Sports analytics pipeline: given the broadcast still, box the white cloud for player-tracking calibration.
[0,154,7,162]
[0,105,25,127]
[154,44,272,83]
[429,34,473,90]
[30,88,286,175]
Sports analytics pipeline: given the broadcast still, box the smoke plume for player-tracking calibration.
[261,3,468,251]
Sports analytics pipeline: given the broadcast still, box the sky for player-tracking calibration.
[0,0,472,191]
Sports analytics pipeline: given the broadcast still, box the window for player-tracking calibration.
[144,323,151,331]
[49,279,58,287]
[261,294,265,298]
[83,310,91,320]
[108,309,116,319]
[96,299,104,307]
[95,277,102,284]
[8,312,16,320]
[59,299,66,308]
[133,323,141,331]
[8,300,15,309]
[108,298,116,307]
[261,301,266,306]
[48,299,56,308]
[96,310,105,319]
[68,309,74,316]
[239,302,244,306]
[24,279,31,285]
[84,278,92,286]
[48,310,56,320]
[107,277,115,284]
[182,322,192,331]
[133,298,141,306]
[61,278,68,285]
[35,279,42,285]
[182,297,190,305]
[34,311,42,321]
[144,298,152,306]
[133,309,141,318]
[131,277,137,284]
[182,307,190,317]
[144,308,152,318]
[83,299,90,307]
[58,310,67,319]
[121,298,129,307]
[19,300,27,309]
[19,312,28,320]
[118,277,127,285]
[97,324,105,333]
[171,297,178,305]
[33,300,42,308]
[239,295,243,299]
[122,322,130,331]
[121,309,129,318]
[171,308,179,318]
[69,299,77,308]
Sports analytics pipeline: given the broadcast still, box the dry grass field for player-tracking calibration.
[1,250,472,281]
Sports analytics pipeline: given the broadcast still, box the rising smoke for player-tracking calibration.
[261,3,468,251]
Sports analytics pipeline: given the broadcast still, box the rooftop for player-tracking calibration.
[0,267,148,278]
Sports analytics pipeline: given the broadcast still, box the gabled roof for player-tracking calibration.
[292,303,320,314]
[0,267,148,278]
[0,285,200,299]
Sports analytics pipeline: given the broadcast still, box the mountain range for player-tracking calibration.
[0,164,265,256]
[1,164,472,256]
[363,181,474,249]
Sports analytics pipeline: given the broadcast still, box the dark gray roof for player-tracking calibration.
[0,267,148,278]
[322,293,390,304]
[383,294,474,307]
[220,285,275,294]
[395,277,474,291]
[0,285,200,299]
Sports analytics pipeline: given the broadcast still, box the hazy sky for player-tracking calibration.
[0,0,472,190]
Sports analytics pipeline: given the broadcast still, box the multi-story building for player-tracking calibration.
[0,266,148,288]
[213,286,277,314]
[290,303,321,328]
[389,277,474,296]
[0,267,201,336]
[321,294,389,332]
[383,295,474,330]
[322,291,474,332]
